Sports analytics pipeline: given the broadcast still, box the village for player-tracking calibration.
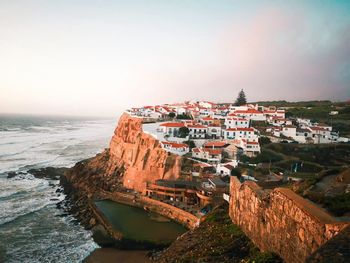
[123,97,349,214]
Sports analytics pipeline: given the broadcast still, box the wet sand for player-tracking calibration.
[83,248,152,263]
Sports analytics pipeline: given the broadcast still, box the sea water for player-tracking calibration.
[0,114,117,263]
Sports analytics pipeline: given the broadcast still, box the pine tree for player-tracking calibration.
[234,89,247,106]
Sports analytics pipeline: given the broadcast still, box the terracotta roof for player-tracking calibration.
[234,109,262,114]
[160,122,185,127]
[201,117,215,121]
[226,127,254,132]
[192,148,201,153]
[310,126,328,131]
[162,141,188,148]
[224,164,235,170]
[203,148,222,155]
[226,117,248,121]
[204,141,228,148]
[247,141,259,145]
[188,124,207,129]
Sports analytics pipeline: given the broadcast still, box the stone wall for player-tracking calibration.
[98,190,200,229]
[229,176,349,263]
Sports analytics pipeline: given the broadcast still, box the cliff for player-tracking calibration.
[61,113,194,229]
[65,113,191,194]
[108,113,184,192]
[229,176,349,263]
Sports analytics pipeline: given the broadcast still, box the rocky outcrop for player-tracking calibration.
[229,176,350,263]
[64,113,192,195]
[108,113,184,192]
[60,113,194,231]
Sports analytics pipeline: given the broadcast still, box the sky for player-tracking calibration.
[1,0,350,116]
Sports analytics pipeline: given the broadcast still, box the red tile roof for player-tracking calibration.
[226,128,255,132]
[204,141,228,148]
[234,109,262,114]
[162,141,188,148]
[203,148,222,155]
[160,122,185,127]
[188,124,207,129]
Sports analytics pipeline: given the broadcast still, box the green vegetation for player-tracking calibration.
[259,136,272,145]
[231,167,242,177]
[240,149,284,164]
[176,114,192,120]
[234,89,247,106]
[184,140,196,149]
[178,127,190,138]
[168,112,176,118]
[324,193,350,216]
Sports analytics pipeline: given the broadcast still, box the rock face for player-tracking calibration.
[228,176,349,263]
[108,113,183,192]
[65,113,188,194]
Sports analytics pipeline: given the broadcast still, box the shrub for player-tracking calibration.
[324,193,350,216]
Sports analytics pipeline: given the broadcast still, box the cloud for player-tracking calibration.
[213,6,350,101]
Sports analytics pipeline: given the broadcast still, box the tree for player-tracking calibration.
[176,113,192,120]
[168,112,176,118]
[184,140,196,149]
[259,136,271,145]
[178,127,190,138]
[234,89,247,106]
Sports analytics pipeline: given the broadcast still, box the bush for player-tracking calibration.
[252,150,284,164]
[231,168,242,177]
[324,192,350,216]
[259,136,271,145]
[184,140,196,149]
[178,127,190,138]
[176,114,192,120]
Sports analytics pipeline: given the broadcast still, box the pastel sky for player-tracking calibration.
[1,0,350,116]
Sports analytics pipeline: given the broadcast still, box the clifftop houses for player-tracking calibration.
[124,100,348,215]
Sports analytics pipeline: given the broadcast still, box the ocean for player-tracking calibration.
[0,114,117,263]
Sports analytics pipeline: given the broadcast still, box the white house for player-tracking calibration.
[159,122,185,137]
[224,117,249,129]
[188,124,208,139]
[281,125,297,138]
[216,161,238,176]
[222,127,257,140]
[267,116,292,126]
[192,147,222,163]
[207,125,222,139]
[308,126,332,143]
[233,109,266,121]
[161,141,189,155]
[233,138,261,156]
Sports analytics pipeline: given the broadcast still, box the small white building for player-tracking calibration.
[192,147,222,163]
[188,124,208,139]
[216,161,238,176]
[234,109,266,121]
[222,127,257,140]
[207,125,222,139]
[159,122,185,137]
[281,125,297,138]
[161,141,189,155]
[224,117,250,129]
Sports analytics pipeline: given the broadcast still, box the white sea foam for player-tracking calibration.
[0,116,115,262]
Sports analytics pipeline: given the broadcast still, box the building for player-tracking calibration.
[159,122,185,137]
[192,147,223,163]
[224,117,250,129]
[216,162,238,176]
[222,127,257,140]
[161,141,189,155]
[188,124,208,139]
